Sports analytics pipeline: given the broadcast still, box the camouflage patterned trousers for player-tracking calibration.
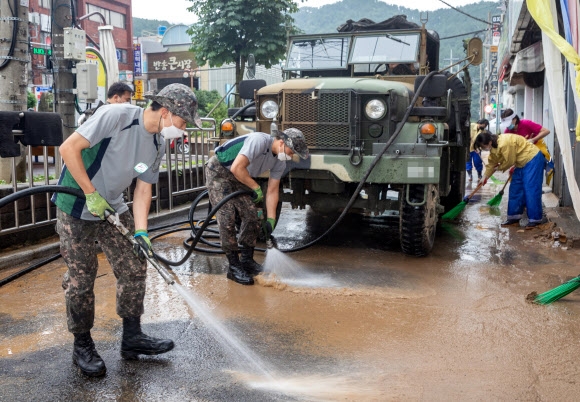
[205,156,260,253]
[56,209,147,334]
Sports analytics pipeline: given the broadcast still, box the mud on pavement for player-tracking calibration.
[2,173,580,400]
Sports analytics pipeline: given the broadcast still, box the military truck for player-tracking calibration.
[220,16,482,256]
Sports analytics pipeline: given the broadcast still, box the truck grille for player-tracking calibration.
[283,92,351,150]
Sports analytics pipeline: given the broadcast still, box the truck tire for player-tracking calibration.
[400,184,438,256]
[440,170,465,212]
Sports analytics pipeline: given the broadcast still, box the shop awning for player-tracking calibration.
[511,41,544,75]
[509,41,545,86]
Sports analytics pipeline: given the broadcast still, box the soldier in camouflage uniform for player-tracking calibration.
[53,83,201,377]
[205,128,309,285]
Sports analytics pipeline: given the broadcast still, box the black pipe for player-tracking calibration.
[0,71,440,280]
[0,253,61,287]
[0,185,84,208]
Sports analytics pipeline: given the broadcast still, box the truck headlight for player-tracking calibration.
[260,100,279,119]
[364,99,386,120]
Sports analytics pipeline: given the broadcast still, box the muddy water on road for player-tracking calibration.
[3,174,580,400]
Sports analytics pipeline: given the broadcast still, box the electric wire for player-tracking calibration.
[435,0,494,26]
[440,29,489,40]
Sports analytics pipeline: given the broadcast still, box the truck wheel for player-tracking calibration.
[400,184,438,257]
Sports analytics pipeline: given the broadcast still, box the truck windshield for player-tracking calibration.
[286,37,349,70]
[350,33,420,64]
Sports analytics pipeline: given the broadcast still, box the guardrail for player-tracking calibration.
[0,118,218,241]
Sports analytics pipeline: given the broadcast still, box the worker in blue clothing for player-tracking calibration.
[466,119,487,182]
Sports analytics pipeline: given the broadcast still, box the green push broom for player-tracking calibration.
[442,181,485,220]
[534,276,580,305]
[487,171,513,207]
[489,175,505,185]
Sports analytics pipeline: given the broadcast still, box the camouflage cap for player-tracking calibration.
[144,83,202,128]
[280,128,309,159]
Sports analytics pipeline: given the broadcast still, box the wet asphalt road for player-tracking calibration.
[3,172,580,401]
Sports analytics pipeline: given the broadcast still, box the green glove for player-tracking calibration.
[85,190,114,220]
[252,187,263,203]
[265,218,276,236]
[133,230,153,261]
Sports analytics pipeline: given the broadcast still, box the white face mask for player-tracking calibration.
[160,113,185,140]
[277,144,292,161]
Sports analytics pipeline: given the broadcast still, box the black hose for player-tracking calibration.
[0,185,84,208]
[0,185,252,282]
[0,253,61,287]
[0,72,440,279]
[153,190,253,266]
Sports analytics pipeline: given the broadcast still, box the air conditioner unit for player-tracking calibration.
[29,12,40,25]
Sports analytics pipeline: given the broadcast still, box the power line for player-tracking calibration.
[436,0,494,26]
[440,28,489,40]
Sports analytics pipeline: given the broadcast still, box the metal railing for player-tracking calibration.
[0,118,218,237]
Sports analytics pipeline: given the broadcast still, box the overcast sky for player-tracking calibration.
[132,0,485,25]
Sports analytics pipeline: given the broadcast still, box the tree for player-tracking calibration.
[27,90,36,110]
[186,0,301,99]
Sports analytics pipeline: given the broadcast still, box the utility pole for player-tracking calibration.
[51,0,75,142]
[0,0,29,182]
[444,49,460,74]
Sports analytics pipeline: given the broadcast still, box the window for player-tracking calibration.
[40,0,51,9]
[350,34,420,64]
[286,37,349,71]
[117,49,127,64]
[86,4,126,29]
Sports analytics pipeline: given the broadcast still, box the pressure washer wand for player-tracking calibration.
[105,212,175,286]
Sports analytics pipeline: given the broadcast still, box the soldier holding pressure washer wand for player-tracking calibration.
[52,83,201,377]
[205,128,309,286]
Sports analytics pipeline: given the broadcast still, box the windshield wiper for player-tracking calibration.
[385,33,410,46]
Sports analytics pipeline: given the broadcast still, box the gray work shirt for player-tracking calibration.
[53,104,164,220]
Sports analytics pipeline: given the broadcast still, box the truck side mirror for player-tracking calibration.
[467,37,483,66]
[238,79,267,100]
[414,74,447,98]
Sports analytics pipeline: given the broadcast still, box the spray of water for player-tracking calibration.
[238,372,379,401]
[262,248,339,288]
[172,283,275,380]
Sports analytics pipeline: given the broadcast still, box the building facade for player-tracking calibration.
[28,0,133,87]
[496,0,580,210]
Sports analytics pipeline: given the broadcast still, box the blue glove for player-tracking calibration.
[133,230,153,261]
[252,187,263,203]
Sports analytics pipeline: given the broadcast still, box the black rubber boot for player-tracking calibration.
[120,316,175,360]
[240,247,263,276]
[72,332,106,377]
[226,252,254,285]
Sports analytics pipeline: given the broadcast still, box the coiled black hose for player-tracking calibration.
[0,70,441,282]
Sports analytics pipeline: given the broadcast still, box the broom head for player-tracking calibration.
[534,277,580,305]
[486,191,504,207]
[442,200,467,220]
[489,175,505,185]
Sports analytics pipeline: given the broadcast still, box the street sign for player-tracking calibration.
[133,43,142,77]
[133,79,144,100]
[32,47,51,56]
